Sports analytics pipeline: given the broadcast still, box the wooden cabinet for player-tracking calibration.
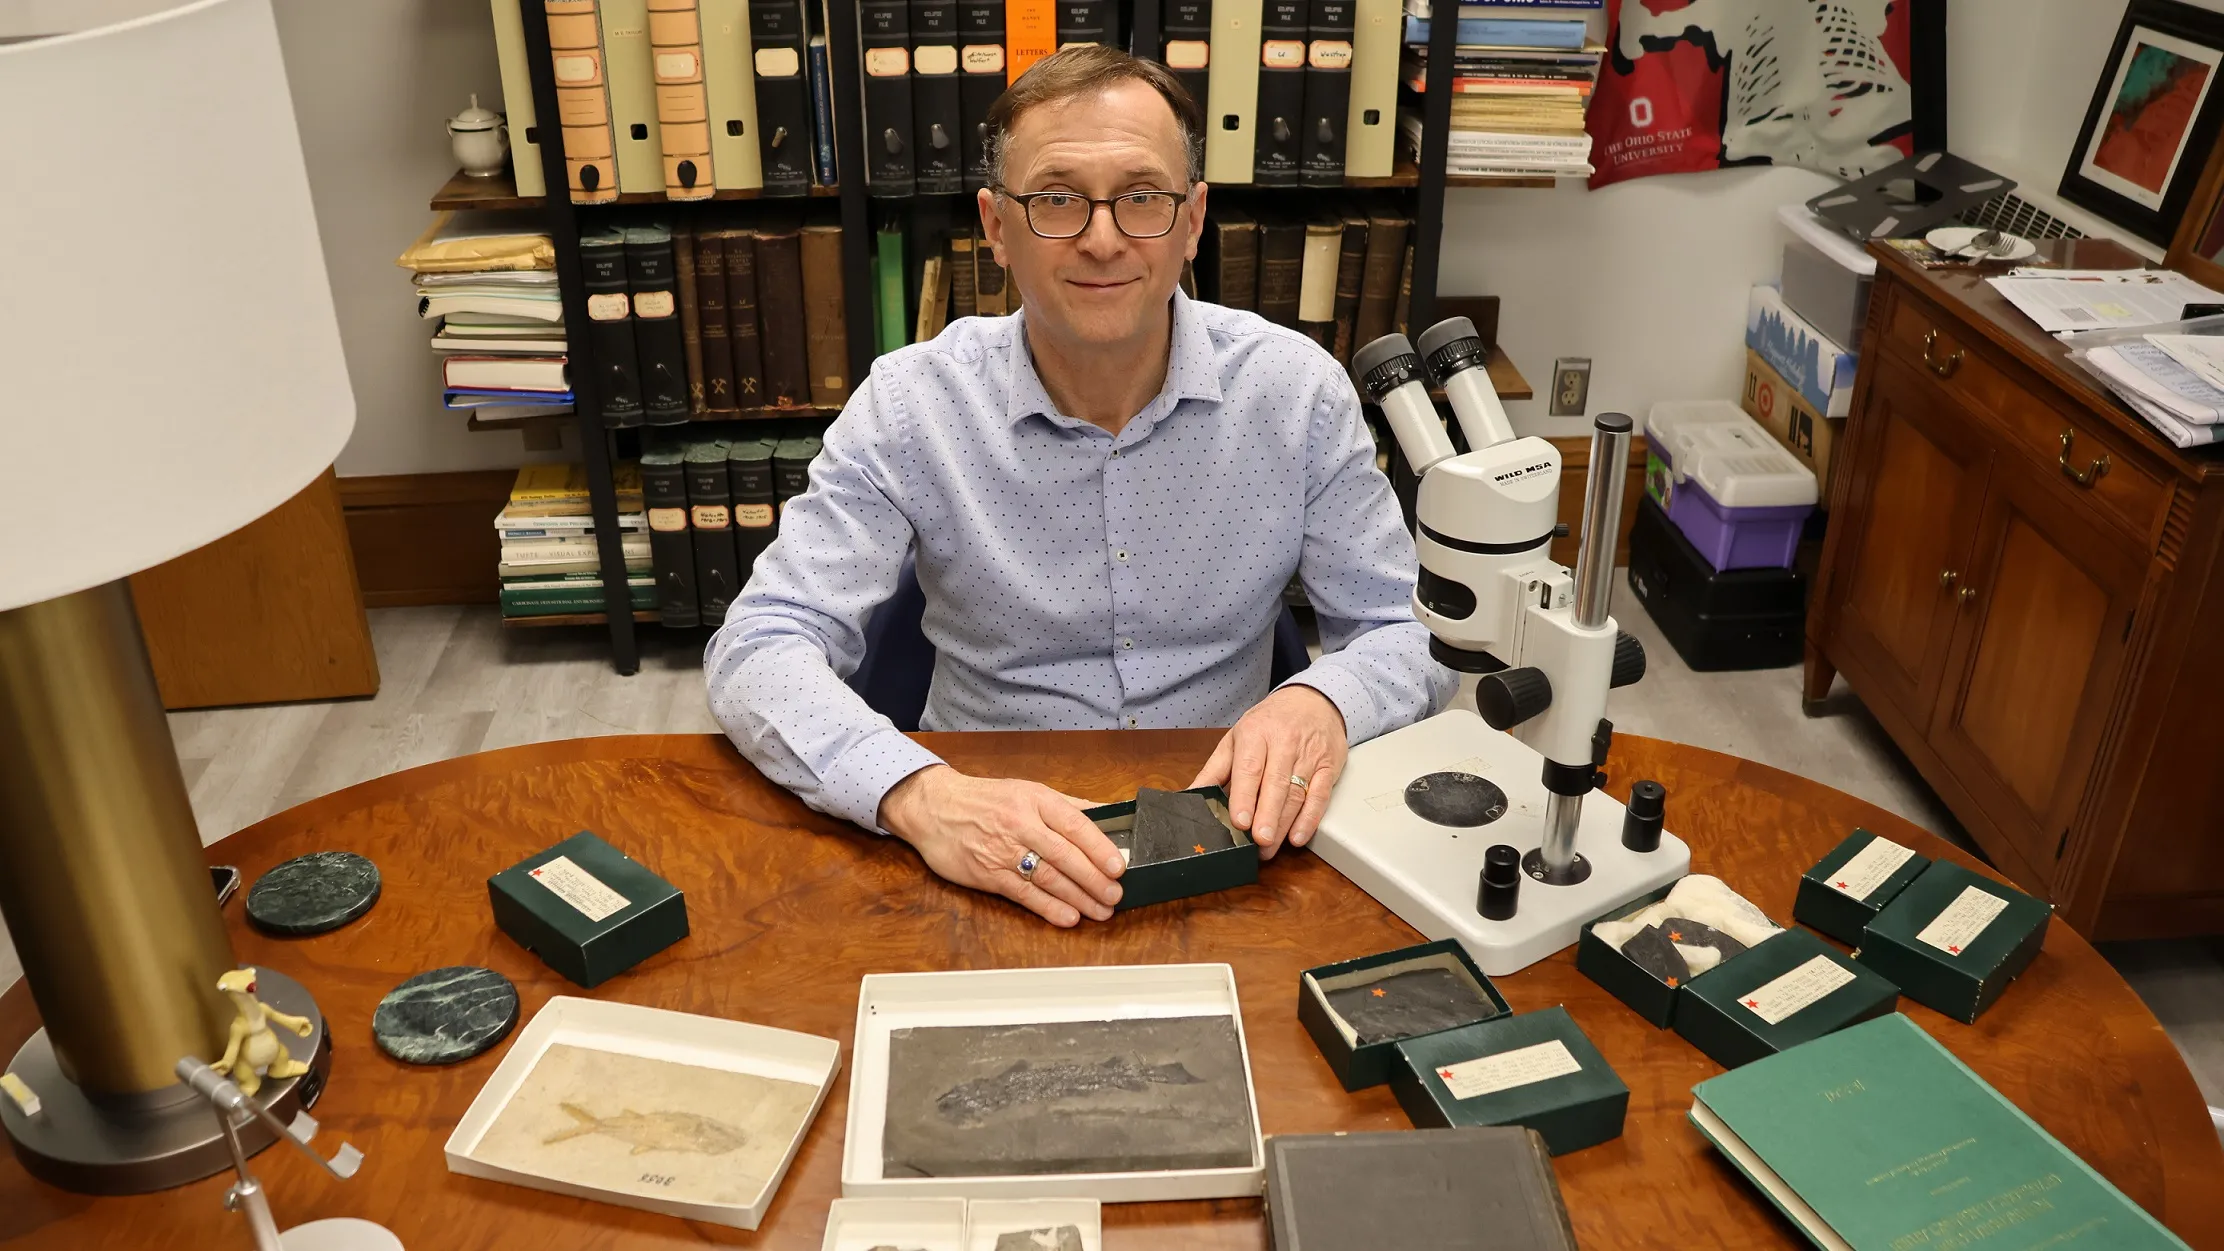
[1807,241,2224,939]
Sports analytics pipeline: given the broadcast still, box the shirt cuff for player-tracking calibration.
[1281,663,1383,747]
[816,727,947,834]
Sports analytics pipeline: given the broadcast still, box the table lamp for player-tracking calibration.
[0,0,355,1198]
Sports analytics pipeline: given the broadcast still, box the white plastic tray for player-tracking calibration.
[841,964,1266,1202]
[822,1197,969,1251]
[444,996,841,1229]
[966,1198,1104,1251]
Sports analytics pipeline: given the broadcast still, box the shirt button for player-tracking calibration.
[1111,448,1120,458]
[1121,638,1134,649]
[1126,715,1139,728]
[1116,550,1129,562]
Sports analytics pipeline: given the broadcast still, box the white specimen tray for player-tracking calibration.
[1314,709,1691,976]
[822,1197,969,1251]
[444,996,842,1230]
[841,964,1267,1202]
[966,1198,1104,1251]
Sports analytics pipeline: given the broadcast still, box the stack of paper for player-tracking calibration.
[1988,269,2224,335]
[399,212,570,416]
[2077,336,2224,448]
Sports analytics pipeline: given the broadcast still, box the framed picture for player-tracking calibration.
[2060,0,2224,246]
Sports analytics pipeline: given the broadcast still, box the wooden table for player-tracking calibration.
[4,732,2220,1249]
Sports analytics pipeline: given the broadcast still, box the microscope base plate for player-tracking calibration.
[1314,709,1690,976]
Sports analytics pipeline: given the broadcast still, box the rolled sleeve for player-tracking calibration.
[1278,381,1456,744]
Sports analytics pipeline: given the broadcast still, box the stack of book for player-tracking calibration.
[1196,200,1415,366]
[400,213,570,419]
[497,463,651,619]
[641,432,824,627]
[1398,0,1601,179]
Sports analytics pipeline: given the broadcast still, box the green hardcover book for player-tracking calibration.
[1689,1013,2189,1251]
[876,223,906,352]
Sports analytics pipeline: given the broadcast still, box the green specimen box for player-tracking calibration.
[488,830,688,988]
[1855,859,2052,1024]
[1298,939,1511,1091]
[1083,786,1258,911]
[1794,828,1932,946]
[1674,926,1898,1070]
[1392,1006,1628,1155]
[1575,882,1692,1027]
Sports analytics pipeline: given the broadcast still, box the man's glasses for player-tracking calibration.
[995,188,1187,239]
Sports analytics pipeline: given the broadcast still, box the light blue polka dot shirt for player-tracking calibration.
[705,289,1455,832]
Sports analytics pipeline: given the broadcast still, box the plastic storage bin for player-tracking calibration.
[1644,401,1817,572]
[1626,495,1805,672]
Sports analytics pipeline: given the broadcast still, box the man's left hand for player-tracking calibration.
[1189,685,1347,859]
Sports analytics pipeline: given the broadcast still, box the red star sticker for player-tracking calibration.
[1948,944,1961,954]
[1371,988,1387,998]
[1745,999,1760,1009]
[531,868,543,877]
[1666,976,1679,988]
[1439,1069,1455,1080]
[1193,844,1208,855]
[1668,930,1684,942]
[1835,881,1849,889]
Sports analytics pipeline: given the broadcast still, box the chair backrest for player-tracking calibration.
[848,560,1312,733]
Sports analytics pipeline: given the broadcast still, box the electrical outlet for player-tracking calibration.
[1549,357,1592,418]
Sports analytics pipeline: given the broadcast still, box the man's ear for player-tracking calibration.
[1185,181,1209,262]
[977,186,1006,266]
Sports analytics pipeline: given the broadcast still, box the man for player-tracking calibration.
[706,45,1452,926]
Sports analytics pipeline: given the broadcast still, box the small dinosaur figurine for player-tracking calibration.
[214,969,314,1098]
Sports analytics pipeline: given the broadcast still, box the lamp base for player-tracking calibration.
[0,966,328,1194]
[282,1218,405,1250]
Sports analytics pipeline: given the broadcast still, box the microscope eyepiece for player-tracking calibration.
[1351,333,1425,406]
[1415,316,1488,387]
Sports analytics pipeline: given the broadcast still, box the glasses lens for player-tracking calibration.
[1112,193,1179,237]
[1026,193,1091,238]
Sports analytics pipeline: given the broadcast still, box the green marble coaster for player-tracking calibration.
[372,967,519,1065]
[245,851,381,936]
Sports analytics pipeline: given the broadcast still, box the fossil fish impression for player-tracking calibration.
[542,1102,747,1156]
[935,1057,1205,1125]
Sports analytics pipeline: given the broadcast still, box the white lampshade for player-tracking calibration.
[0,0,354,613]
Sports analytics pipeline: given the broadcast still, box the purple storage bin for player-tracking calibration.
[1646,401,1818,573]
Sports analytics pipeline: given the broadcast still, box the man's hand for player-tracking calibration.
[879,765,1126,926]
[1189,684,1347,859]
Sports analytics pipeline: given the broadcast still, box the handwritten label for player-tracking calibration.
[586,291,630,321]
[1916,887,2010,957]
[633,290,676,319]
[529,855,630,923]
[1827,837,1917,901]
[1739,956,1855,1026]
[865,47,911,76]
[1436,1040,1581,1100]
[961,44,1005,74]
[1260,39,1306,69]
[1307,40,1352,70]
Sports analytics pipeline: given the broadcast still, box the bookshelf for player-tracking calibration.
[486,0,1547,672]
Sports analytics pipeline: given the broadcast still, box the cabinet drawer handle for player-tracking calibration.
[1938,569,1959,590]
[1922,329,1963,378]
[1958,585,1976,606]
[2058,428,2111,488]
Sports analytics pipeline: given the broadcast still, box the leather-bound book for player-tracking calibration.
[1201,205,1257,309]
[1329,207,1367,363]
[695,223,740,413]
[624,223,692,424]
[1055,0,1110,47]
[684,439,741,620]
[727,439,779,581]
[545,0,620,202]
[722,225,765,406]
[579,224,645,425]
[755,217,812,405]
[1251,0,1306,186]
[749,0,814,194]
[801,211,852,407]
[861,0,917,196]
[973,238,1008,315]
[1162,0,1212,112]
[957,0,1004,189]
[1255,213,1305,327]
[673,227,706,414]
[1297,0,1353,186]
[640,445,700,626]
[1391,236,1412,333]
[648,0,716,198]
[948,230,978,319]
[1353,207,1406,347]
[911,0,964,194]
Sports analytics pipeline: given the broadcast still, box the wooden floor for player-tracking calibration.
[1,589,2215,1119]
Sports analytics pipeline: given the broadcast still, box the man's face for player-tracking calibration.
[980,79,1207,346]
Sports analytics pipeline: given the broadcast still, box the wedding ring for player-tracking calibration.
[1289,774,1308,790]
[1017,850,1040,881]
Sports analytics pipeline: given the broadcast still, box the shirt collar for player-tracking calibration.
[1005,288,1223,429]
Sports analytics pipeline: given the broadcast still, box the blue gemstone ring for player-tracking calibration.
[1017,851,1040,881]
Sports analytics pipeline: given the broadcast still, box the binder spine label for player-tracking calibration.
[588,292,633,319]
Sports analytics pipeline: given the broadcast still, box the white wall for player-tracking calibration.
[269,0,571,478]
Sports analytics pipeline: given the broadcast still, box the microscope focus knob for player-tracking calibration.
[1477,666,1552,731]
[1610,631,1647,688]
